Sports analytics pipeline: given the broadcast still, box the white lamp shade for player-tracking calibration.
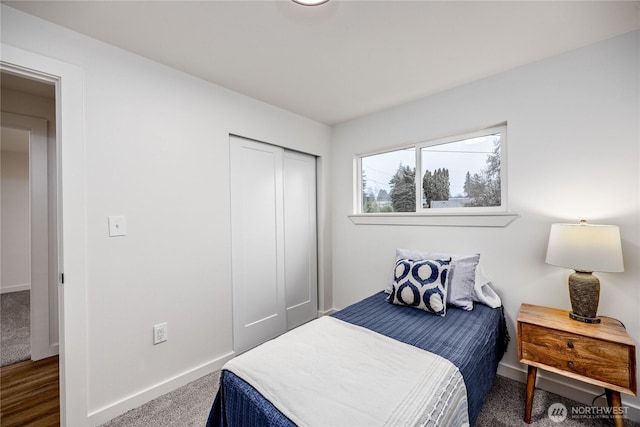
[545,222,624,273]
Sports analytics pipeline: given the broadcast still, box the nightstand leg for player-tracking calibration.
[606,389,624,427]
[524,365,537,424]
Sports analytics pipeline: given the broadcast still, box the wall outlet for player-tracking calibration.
[153,323,168,345]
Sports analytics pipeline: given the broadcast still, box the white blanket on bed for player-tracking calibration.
[224,316,469,427]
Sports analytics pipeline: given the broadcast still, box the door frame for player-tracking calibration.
[0,112,56,360]
[1,44,88,426]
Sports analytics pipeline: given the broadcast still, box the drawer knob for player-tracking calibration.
[568,361,575,368]
[567,342,574,349]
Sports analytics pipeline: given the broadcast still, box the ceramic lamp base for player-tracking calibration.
[568,271,601,324]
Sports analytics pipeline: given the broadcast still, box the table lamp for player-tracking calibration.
[545,220,624,324]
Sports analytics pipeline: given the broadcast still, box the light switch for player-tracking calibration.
[108,216,127,237]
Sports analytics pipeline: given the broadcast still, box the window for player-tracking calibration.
[358,125,507,215]
[361,147,415,213]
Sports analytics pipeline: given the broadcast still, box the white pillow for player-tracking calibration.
[472,265,502,308]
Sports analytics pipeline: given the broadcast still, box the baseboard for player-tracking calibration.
[87,351,235,426]
[318,308,336,316]
[0,283,31,294]
[32,343,59,362]
[498,362,640,423]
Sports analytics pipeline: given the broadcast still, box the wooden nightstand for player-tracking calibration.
[518,303,637,427]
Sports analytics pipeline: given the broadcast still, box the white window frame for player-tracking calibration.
[416,125,507,214]
[355,146,417,214]
[351,124,518,227]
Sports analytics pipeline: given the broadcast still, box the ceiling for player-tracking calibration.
[3,1,639,125]
[1,72,52,154]
[1,71,55,99]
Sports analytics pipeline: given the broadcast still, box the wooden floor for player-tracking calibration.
[0,356,60,427]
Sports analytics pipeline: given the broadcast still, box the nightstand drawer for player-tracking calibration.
[521,324,629,363]
[521,324,632,389]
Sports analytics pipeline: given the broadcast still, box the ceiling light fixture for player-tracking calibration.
[292,0,330,6]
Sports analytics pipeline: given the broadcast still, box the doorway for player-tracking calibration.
[0,71,60,426]
[1,72,58,363]
[2,43,87,426]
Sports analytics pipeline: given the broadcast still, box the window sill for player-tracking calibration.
[348,212,519,227]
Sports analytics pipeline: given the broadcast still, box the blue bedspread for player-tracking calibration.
[208,291,508,427]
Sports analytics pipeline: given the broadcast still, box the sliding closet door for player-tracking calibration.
[283,150,318,330]
[230,136,286,354]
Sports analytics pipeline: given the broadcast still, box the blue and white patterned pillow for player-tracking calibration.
[388,258,451,316]
[386,249,479,311]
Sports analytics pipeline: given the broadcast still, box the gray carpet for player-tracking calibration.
[476,375,639,427]
[101,372,639,426]
[0,290,31,366]
[100,371,221,427]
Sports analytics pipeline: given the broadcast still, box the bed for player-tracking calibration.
[207,252,509,427]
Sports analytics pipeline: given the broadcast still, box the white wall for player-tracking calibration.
[332,30,640,414]
[1,147,30,292]
[1,5,332,425]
